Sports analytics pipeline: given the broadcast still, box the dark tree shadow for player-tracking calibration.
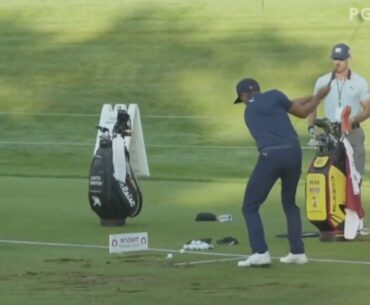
[0,6,335,179]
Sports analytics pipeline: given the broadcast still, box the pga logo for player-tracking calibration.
[349,8,370,21]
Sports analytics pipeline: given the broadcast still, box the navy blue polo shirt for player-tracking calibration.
[244,89,299,151]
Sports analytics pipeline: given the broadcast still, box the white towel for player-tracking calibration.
[342,137,361,195]
[112,134,127,182]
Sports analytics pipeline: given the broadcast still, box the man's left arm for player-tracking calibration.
[351,80,370,124]
[351,99,370,124]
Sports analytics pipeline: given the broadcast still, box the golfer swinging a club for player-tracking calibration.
[234,78,330,267]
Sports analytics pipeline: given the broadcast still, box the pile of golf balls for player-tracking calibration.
[182,240,213,250]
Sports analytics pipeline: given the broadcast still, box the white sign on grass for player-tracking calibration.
[109,232,148,254]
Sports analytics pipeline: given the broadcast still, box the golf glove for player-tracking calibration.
[307,125,318,147]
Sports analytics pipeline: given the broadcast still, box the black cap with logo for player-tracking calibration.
[234,78,260,104]
[331,43,351,60]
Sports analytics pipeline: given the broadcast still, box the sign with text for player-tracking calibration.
[109,232,148,254]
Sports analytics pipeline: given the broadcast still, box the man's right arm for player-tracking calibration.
[307,108,317,126]
[307,78,321,126]
[288,85,330,118]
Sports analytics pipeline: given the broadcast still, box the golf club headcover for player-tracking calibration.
[313,118,333,134]
[341,106,352,134]
[195,212,217,221]
[216,236,239,246]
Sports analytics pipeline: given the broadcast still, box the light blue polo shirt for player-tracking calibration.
[314,71,370,122]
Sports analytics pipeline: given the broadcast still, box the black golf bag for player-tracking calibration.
[88,110,143,225]
[306,119,347,239]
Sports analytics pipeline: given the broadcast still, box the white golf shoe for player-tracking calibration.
[279,253,308,264]
[237,251,271,267]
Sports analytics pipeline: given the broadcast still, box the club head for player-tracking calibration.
[96,125,110,133]
[313,118,334,134]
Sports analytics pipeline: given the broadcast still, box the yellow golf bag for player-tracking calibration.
[306,119,347,239]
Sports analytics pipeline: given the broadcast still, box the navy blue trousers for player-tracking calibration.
[242,145,305,254]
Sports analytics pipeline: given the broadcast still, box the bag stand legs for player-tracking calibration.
[100,218,126,226]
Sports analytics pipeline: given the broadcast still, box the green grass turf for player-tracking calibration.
[1,1,370,304]
[1,177,370,305]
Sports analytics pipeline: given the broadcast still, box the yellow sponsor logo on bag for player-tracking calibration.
[313,156,329,168]
[328,166,346,227]
[306,173,327,221]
